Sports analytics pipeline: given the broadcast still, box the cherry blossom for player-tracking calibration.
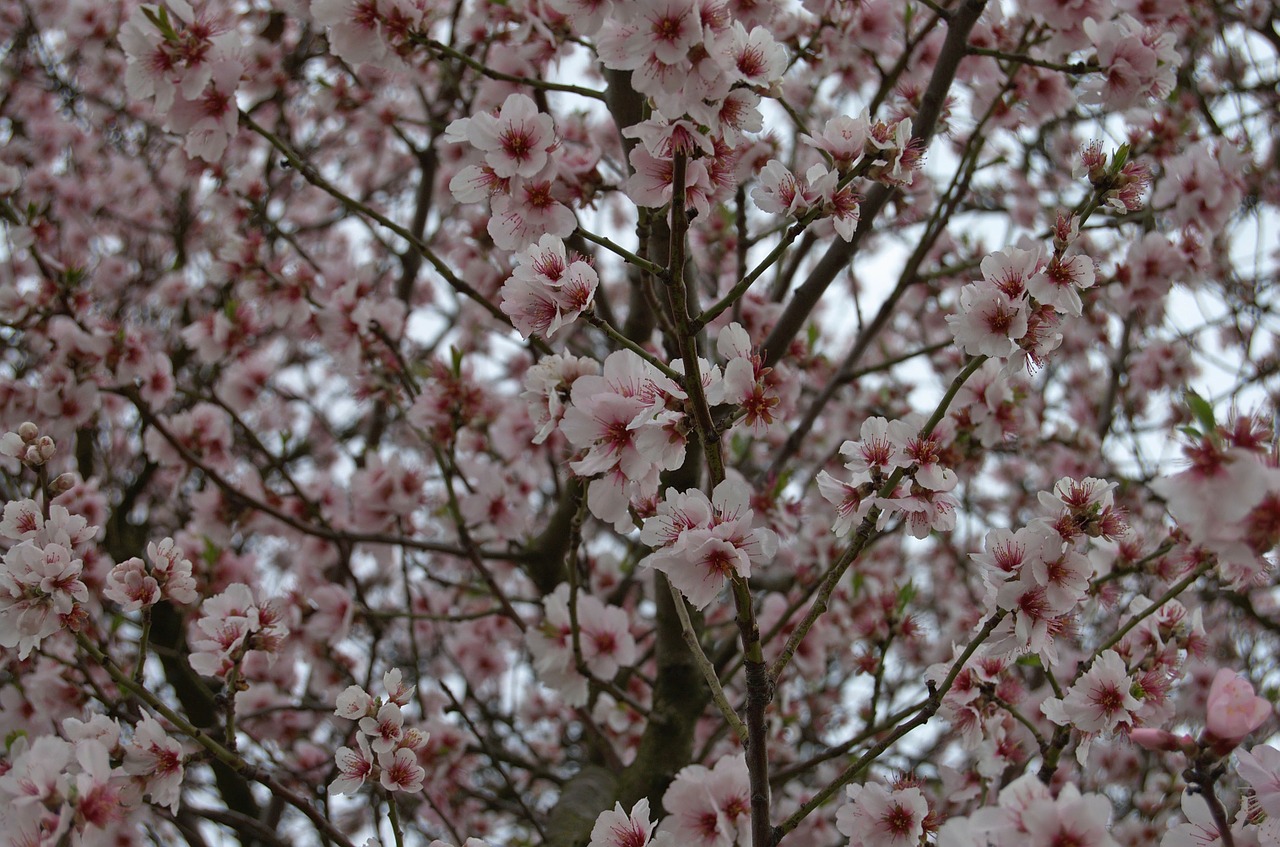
[589,799,657,847]
[835,781,930,847]
[1,0,1277,844]
[1203,669,1271,749]
[639,478,778,610]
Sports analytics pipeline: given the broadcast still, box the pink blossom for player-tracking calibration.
[1235,744,1280,817]
[360,701,406,754]
[816,470,874,537]
[1027,253,1096,317]
[1082,15,1180,110]
[104,556,161,611]
[522,353,600,445]
[499,235,599,339]
[589,799,656,847]
[640,478,778,610]
[1041,650,1140,737]
[124,714,186,813]
[836,782,930,847]
[451,94,557,180]
[377,747,425,793]
[0,499,43,541]
[1204,669,1271,747]
[658,755,750,847]
[947,281,1029,358]
[188,583,289,678]
[330,734,375,795]
[800,113,870,171]
[489,179,578,251]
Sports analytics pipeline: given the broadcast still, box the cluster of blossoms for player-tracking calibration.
[816,415,959,542]
[558,349,689,529]
[753,112,925,240]
[937,773,1120,846]
[526,583,638,706]
[597,2,788,213]
[0,713,187,844]
[331,669,429,794]
[187,582,290,678]
[977,477,1127,663]
[0,421,59,468]
[499,235,600,339]
[946,228,1096,369]
[0,475,96,657]
[446,93,578,250]
[551,323,789,532]
[1080,14,1180,111]
[120,1,244,161]
[639,478,779,610]
[1128,670,1278,846]
[656,754,751,845]
[1151,413,1280,589]
[104,537,199,611]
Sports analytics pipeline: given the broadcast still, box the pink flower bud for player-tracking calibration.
[17,421,38,441]
[1204,669,1272,748]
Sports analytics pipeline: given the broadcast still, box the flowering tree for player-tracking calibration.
[1,0,1279,845]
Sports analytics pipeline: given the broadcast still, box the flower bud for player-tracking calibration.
[17,421,38,441]
[1203,669,1271,754]
[51,473,77,494]
[36,436,56,461]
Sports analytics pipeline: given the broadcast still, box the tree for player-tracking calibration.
[0,0,1278,845]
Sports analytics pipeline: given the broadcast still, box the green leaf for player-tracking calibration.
[896,579,917,612]
[1185,389,1216,434]
[142,4,180,42]
[5,729,28,752]
[1110,143,1130,172]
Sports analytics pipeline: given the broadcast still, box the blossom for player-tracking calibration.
[104,557,161,611]
[0,499,43,540]
[1204,669,1271,748]
[188,583,289,678]
[718,23,786,88]
[330,734,375,795]
[124,714,186,813]
[658,755,750,847]
[1027,253,1096,316]
[836,782,930,847]
[521,353,601,445]
[1042,650,1140,735]
[589,799,656,847]
[526,584,637,706]
[560,349,687,528]
[751,160,825,217]
[839,417,909,478]
[378,747,425,792]
[947,281,1029,358]
[499,235,599,339]
[1082,14,1180,110]
[817,470,874,537]
[1235,744,1280,817]
[448,93,557,179]
[489,179,578,251]
[639,478,778,610]
[0,540,89,658]
[980,245,1042,299]
[800,113,870,170]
